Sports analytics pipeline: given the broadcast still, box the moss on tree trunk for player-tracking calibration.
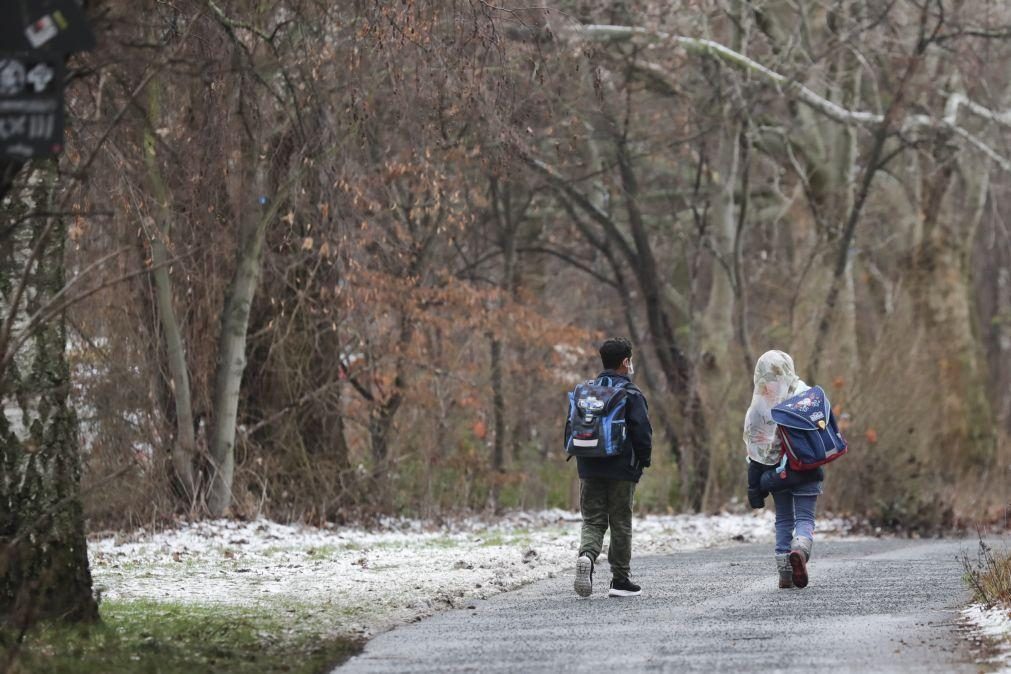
[0,172,98,626]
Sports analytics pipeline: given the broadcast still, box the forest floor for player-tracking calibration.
[16,509,859,673]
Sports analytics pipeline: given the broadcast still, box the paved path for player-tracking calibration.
[338,538,977,673]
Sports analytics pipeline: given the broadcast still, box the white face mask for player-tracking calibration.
[626,358,635,376]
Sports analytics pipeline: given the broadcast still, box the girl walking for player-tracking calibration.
[744,350,822,589]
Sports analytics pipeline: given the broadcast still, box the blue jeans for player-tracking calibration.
[773,491,817,555]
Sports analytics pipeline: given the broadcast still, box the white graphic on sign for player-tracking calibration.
[0,60,26,96]
[0,116,28,140]
[6,143,32,157]
[28,114,55,139]
[0,99,58,114]
[26,64,54,94]
[25,16,59,49]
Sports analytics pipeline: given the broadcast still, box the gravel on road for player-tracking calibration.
[338,538,975,673]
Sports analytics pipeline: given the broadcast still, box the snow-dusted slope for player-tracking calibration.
[963,604,1011,673]
[90,510,855,639]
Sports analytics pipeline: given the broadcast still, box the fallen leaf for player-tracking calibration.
[472,420,487,439]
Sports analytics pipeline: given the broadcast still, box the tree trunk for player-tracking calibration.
[701,122,740,372]
[143,78,198,504]
[207,161,274,517]
[0,160,24,203]
[489,334,505,512]
[367,314,411,506]
[907,168,995,467]
[368,394,402,484]
[488,178,519,512]
[0,171,98,626]
[614,138,710,511]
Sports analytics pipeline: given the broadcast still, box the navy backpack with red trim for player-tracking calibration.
[771,385,848,471]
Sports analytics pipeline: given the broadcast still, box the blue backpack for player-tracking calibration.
[771,385,848,472]
[564,376,633,458]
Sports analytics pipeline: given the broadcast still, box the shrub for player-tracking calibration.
[961,533,1011,607]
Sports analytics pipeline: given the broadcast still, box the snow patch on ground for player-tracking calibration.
[963,604,1011,673]
[89,510,856,640]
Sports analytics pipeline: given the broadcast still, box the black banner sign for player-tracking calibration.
[0,0,96,54]
[0,54,65,159]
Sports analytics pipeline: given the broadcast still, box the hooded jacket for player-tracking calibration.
[569,370,653,483]
[743,350,811,466]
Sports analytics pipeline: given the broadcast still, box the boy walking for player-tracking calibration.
[566,338,652,598]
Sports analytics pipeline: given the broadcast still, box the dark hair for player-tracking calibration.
[599,338,632,370]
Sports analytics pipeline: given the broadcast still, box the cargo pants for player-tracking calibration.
[578,478,635,583]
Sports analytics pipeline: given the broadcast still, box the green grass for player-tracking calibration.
[478,533,508,547]
[478,532,533,547]
[426,536,461,549]
[304,544,340,559]
[1,600,360,674]
[336,536,461,551]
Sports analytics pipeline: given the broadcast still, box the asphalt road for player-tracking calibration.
[338,538,978,673]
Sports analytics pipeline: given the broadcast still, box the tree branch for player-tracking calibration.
[567,24,1011,171]
[519,152,639,263]
[570,24,884,126]
[516,246,620,288]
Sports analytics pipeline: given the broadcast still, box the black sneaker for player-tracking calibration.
[574,554,594,597]
[608,578,641,597]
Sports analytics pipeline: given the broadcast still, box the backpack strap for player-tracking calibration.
[595,376,630,390]
[776,452,788,478]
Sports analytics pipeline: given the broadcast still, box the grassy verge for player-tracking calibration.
[961,535,1011,607]
[1,600,360,674]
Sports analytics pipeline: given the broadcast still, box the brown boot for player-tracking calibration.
[776,554,794,589]
[789,537,812,589]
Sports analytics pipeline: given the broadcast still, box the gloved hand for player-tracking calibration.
[747,487,768,509]
[746,459,768,508]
